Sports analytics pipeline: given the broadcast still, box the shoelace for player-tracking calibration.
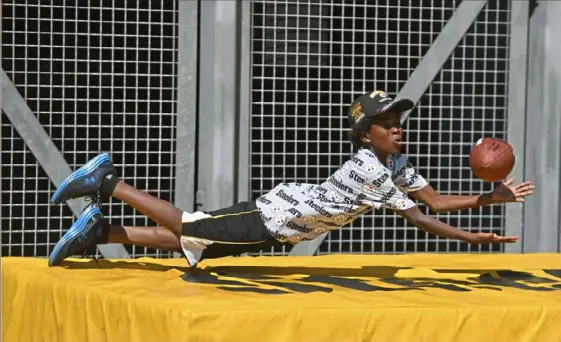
[80,190,103,264]
[84,191,103,209]
[81,247,100,264]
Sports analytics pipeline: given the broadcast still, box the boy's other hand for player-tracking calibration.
[490,178,534,203]
[469,232,519,244]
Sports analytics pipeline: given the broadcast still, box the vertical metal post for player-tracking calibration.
[505,0,529,253]
[175,0,199,214]
[524,1,561,252]
[237,0,252,203]
[196,1,240,212]
[543,1,561,253]
[523,3,545,253]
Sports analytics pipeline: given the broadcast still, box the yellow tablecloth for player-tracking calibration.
[3,253,561,342]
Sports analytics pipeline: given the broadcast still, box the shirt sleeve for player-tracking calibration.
[361,169,418,211]
[392,155,428,193]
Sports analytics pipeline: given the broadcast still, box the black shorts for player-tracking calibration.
[180,201,292,264]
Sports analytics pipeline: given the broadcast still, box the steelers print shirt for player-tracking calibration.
[255,149,428,244]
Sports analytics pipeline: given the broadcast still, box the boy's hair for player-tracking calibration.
[348,116,373,150]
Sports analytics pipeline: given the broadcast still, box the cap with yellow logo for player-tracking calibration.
[347,90,415,129]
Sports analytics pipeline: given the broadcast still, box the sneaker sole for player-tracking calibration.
[48,205,101,267]
[51,153,111,204]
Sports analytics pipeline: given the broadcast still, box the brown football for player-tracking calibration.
[470,137,515,182]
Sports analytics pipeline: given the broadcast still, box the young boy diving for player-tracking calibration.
[47,90,534,267]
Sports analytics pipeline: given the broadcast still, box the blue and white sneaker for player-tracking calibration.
[51,153,117,205]
[48,204,105,267]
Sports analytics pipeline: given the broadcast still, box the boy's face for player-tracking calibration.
[360,111,403,154]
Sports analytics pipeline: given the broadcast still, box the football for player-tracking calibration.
[469,137,515,182]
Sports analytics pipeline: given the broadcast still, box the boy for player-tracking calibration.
[48,91,534,267]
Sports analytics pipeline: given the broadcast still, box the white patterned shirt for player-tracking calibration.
[255,149,428,244]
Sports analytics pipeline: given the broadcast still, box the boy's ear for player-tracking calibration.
[359,132,371,144]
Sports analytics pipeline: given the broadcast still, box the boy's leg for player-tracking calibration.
[50,153,185,237]
[109,180,184,237]
[48,207,184,267]
[107,224,182,253]
[48,153,287,266]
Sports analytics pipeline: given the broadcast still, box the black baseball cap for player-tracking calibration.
[348,90,415,129]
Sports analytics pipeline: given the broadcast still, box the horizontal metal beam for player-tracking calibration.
[2,68,130,259]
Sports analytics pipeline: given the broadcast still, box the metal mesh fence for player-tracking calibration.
[249,0,511,255]
[2,0,513,259]
[1,0,178,258]
[395,1,511,254]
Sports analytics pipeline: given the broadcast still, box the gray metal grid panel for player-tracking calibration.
[368,0,511,254]
[1,1,178,258]
[249,0,511,255]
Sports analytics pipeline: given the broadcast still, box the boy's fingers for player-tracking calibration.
[516,185,534,193]
[496,235,519,242]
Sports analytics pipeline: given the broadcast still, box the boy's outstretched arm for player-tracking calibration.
[395,205,519,244]
[409,178,534,213]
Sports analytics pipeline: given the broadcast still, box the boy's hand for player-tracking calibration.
[490,178,534,203]
[468,232,519,244]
